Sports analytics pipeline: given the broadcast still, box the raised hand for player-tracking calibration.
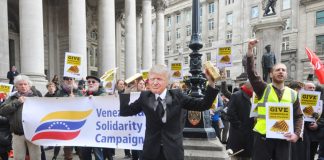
[247,39,258,57]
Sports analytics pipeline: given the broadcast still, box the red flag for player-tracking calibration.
[305,47,324,84]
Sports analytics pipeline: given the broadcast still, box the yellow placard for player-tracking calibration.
[171,63,182,71]
[219,47,231,55]
[0,85,10,93]
[269,106,290,120]
[100,69,115,81]
[142,71,148,80]
[301,94,318,106]
[67,55,81,65]
[104,73,115,82]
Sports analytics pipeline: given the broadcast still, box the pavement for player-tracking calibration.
[10,148,132,160]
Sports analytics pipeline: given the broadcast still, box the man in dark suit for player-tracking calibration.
[119,64,219,160]
[7,66,19,84]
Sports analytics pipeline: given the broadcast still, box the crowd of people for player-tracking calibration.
[0,39,324,160]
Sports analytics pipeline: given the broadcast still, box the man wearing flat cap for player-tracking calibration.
[262,45,276,82]
[79,75,106,160]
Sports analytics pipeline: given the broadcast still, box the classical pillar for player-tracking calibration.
[125,0,137,78]
[68,0,87,77]
[155,1,166,65]
[136,9,142,72]
[98,0,115,75]
[142,0,152,70]
[0,0,9,80]
[115,12,124,80]
[19,0,47,85]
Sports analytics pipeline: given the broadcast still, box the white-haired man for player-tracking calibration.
[119,64,219,160]
[0,75,42,160]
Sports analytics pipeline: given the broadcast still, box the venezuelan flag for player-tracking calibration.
[31,109,92,141]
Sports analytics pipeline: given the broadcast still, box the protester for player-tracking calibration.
[227,81,254,159]
[56,76,83,160]
[7,66,19,85]
[247,39,303,160]
[210,94,224,139]
[119,64,218,160]
[219,93,229,144]
[0,75,42,160]
[0,114,11,160]
[79,76,105,160]
[316,84,324,160]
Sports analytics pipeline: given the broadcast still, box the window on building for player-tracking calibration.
[167,31,171,41]
[316,10,324,26]
[226,31,232,43]
[227,12,233,26]
[208,19,214,30]
[282,37,290,51]
[187,10,191,22]
[284,18,291,30]
[200,7,202,17]
[166,46,171,55]
[290,64,296,79]
[225,0,233,5]
[199,22,202,33]
[283,0,291,10]
[226,70,230,78]
[176,28,181,39]
[316,35,324,55]
[165,60,168,66]
[184,56,189,64]
[186,25,191,36]
[167,16,171,27]
[251,6,258,19]
[208,36,214,44]
[176,44,181,50]
[206,52,211,61]
[176,14,181,24]
[208,2,215,14]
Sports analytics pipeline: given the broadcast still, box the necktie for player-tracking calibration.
[156,97,165,119]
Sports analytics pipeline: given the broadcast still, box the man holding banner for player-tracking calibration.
[0,75,42,160]
[247,39,303,160]
[119,64,219,160]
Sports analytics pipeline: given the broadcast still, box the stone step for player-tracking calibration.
[183,138,230,160]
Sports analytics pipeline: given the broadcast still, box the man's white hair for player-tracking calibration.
[14,75,33,86]
[149,64,171,80]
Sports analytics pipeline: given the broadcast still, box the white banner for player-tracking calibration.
[22,93,145,150]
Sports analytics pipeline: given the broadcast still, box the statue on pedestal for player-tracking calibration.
[263,0,277,16]
[262,45,276,82]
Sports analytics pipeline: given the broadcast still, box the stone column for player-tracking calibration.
[155,0,166,65]
[142,0,152,70]
[136,9,142,72]
[125,0,137,78]
[115,11,124,80]
[252,17,285,74]
[98,0,115,76]
[68,0,87,77]
[19,0,47,87]
[0,0,9,80]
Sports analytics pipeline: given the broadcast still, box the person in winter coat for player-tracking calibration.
[227,81,254,159]
[0,114,11,160]
[0,75,42,160]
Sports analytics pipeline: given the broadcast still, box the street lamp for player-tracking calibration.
[183,0,216,138]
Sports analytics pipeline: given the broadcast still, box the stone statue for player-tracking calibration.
[263,0,277,16]
[262,45,276,82]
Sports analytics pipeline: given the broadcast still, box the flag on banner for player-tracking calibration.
[305,47,324,84]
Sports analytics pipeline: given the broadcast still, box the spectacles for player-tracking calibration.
[87,80,97,84]
[63,78,73,81]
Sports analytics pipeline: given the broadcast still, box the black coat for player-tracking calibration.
[120,86,218,160]
[0,115,11,151]
[227,89,254,157]
[7,71,19,84]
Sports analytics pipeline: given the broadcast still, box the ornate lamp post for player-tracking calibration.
[183,0,216,138]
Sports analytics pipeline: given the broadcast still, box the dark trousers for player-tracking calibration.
[0,152,8,160]
[252,132,290,160]
[212,121,221,139]
[143,146,166,160]
[102,148,114,160]
[53,146,61,159]
[319,140,324,158]
[310,141,319,160]
[41,146,46,160]
[80,147,103,160]
[124,149,131,156]
[262,68,271,82]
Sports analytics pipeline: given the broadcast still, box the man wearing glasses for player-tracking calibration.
[79,76,106,160]
[56,76,83,160]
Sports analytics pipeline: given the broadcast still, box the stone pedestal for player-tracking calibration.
[184,138,229,160]
[252,17,285,74]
